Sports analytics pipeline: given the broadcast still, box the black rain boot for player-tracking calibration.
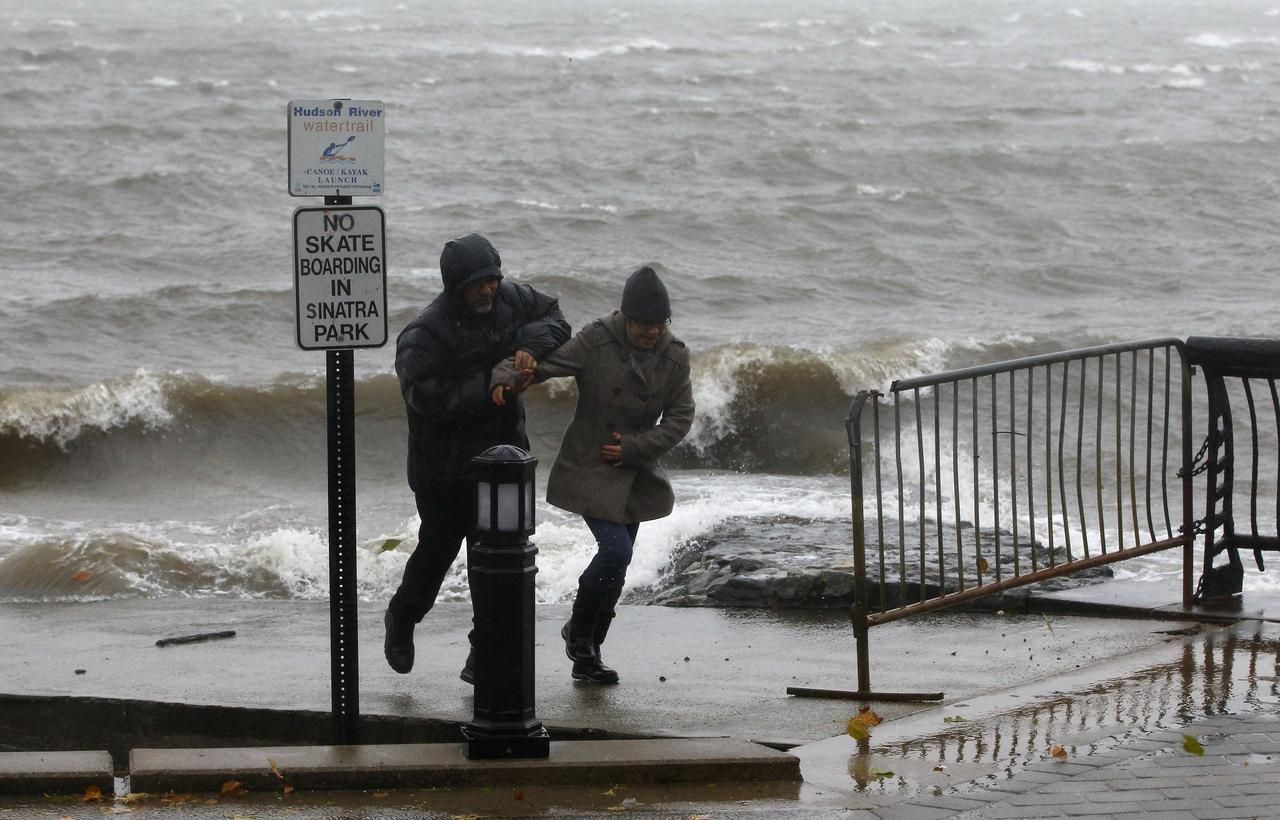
[460,627,476,684]
[460,649,475,684]
[589,584,624,683]
[383,608,415,674]
[561,586,618,684]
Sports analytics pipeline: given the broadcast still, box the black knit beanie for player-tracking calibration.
[620,266,671,323]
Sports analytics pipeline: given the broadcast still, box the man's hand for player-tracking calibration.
[601,432,624,465]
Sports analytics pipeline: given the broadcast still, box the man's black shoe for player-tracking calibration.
[459,649,475,685]
[383,609,415,674]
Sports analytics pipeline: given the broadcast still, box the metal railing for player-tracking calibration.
[1186,336,1280,600]
[791,338,1196,701]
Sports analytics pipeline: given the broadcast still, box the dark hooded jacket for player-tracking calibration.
[395,275,570,491]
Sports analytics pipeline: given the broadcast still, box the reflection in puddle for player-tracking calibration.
[848,625,1280,794]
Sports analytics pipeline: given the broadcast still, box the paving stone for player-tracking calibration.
[1215,793,1280,808]
[1189,808,1276,819]
[873,804,956,820]
[1109,776,1194,791]
[1181,774,1262,787]
[1004,791,1092,807]
[1163,784,1260,800]
[1060,802,1161,816]
[968,802,1068,819]
[1085,788,1171,803]
[900,794,989,812]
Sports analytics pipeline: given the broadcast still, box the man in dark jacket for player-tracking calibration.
[385,232,570,677]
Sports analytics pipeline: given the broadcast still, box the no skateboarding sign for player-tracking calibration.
[293,205,387,350]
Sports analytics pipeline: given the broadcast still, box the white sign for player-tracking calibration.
[293,206,387,350]
[288,99,385,197]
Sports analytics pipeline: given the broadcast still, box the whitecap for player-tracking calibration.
[562,38,671,61]
[1057,59,1123,74]
[1188,32,1280,48]
[1162,77,1206,90]
[145,76,180,87]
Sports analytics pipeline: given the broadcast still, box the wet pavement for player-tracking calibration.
[1,581,1278,817]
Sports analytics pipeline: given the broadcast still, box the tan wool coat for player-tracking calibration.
[495,311,695,523]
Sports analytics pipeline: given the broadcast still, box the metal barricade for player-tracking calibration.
[791,339,1195,701]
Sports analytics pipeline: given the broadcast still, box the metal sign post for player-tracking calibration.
[289,99,386,746]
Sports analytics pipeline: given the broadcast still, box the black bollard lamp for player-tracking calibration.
[463,445,550,759]
[474,445,537,543]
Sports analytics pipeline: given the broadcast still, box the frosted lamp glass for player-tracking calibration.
[497,483,520,532]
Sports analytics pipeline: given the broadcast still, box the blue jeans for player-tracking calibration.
[579,517,639,592]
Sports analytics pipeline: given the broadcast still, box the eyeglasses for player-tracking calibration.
[626,316,671,332]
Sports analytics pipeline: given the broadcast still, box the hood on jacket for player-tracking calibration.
[440,233,504,294]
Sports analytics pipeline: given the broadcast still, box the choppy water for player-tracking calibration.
[3,0,1279,603]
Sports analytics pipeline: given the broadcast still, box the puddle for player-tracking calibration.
[845,623,1280,796]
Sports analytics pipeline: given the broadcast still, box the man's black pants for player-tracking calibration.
[389,484,474,623]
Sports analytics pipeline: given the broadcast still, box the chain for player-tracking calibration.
[1177,435,1212,479]
[1178,517,1208,537]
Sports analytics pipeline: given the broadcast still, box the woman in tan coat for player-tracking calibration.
[492,266,695,683]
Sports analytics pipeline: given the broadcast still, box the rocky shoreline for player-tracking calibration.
[637,515,1113,610]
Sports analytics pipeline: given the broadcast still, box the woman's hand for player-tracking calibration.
[601,432,624,465]
[491,350,538,406]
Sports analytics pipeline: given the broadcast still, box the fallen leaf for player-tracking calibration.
[977,556,990,574]
[943,715,967,723]
[118,792,149,804]
[932,765,946,772]
[71,571,92,583]
[219,780,247,797]
[846,709,881,740]
[81,785,103,802]
[512,789,524,800]
[872,769,895,778]
[602,786,618,796]
[268,757,284,779]
[371,791,389,798]
[1182,734,1205,756]
[379,538,404,552]
[160,793,197,805]
[1050,744,1068,761]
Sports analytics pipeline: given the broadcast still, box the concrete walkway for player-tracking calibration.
[880,713,1280,819]
[1,582,1278,817]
